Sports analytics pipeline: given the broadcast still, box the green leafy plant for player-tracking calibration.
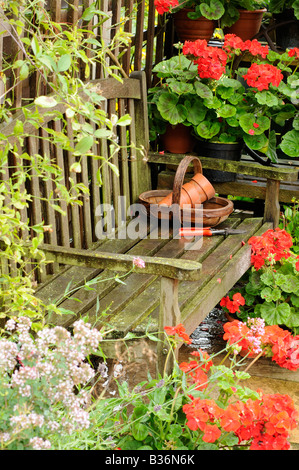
[280,197,299,252]
[52,323,298,451]
[155,0,267,28]
[221,228,299,334]
[148,36,299,161]
[268,0,299,19]
[0,0,135,329]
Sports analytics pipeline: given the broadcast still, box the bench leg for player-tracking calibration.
[157,277,181,376]
[264,179,280,228]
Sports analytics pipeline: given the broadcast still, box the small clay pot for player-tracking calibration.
[191,173,215,202]
[159,173,214,207]
[160,123,196,154]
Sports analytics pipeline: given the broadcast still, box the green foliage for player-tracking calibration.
[51,340,262,451]
[235,255,299,333]
[268,0,299,19]
[171,0,267,27]
[148,47,299,161]
[280,199,299,252]
[0,0,134,329]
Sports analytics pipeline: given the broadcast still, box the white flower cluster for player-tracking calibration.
[1,316,102,450]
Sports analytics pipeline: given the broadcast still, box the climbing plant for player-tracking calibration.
[0,0,134,329]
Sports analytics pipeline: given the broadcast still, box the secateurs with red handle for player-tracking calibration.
[179,227,246,237]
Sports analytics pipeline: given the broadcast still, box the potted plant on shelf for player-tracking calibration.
[154,0,268,41]
[148,35,299,181]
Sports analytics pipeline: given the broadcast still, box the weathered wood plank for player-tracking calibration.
[105,219,242,337]
[122,0,134,76]
[145,0,156,87]
[38,243,202,280]
[181,221,273,336]
[157,277,180,375]
[264,179,281,227]
[158,170,299,205]
[35,228,146,305]
[134,0,146,71]
[52,119,70,248]
[127,218,266,339]
[48,232,171,327]
[128,98,139,202]
[66,117,81,249]
[85,233,189,328]
[148,152,299,182]
[237,355,299,383]
[130,71,151,195]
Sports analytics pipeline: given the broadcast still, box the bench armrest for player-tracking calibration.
[38,244,202,281]
[148,152,299,182]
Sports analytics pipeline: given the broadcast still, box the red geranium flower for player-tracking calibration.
[154,0,178,15]
[288,47,299,59]
[243,63,283,91]
[220,293,245,313]
[164,323,192,344]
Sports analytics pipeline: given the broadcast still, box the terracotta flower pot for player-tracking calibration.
[158,170,215,207]
[225,9,267,41]
[192,172,216,201]
[160,123,196,154]
[173,8,217,41]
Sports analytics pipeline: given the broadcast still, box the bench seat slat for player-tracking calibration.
[96,217,263,345]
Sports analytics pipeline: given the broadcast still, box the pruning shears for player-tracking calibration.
[179,227,246,237]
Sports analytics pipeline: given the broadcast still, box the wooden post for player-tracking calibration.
[157,277,181,376]
[264,179,280,228]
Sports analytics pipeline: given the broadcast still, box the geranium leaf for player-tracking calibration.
[199,0,225,20]
[239,114,270,134]
[274,103,296,126]
[260,302,290,325]
[291,294,299,307]
[167,78,194,95]
[220,4,239,27]
[194,81,213,100]
[203,96,222,109]
[221,77,243,89]
[157,93,188,125]
[196,120,221,139]
[216,85,234,99]
[284,307,299,328]
[187,100,207,125]
[255,90,278,107]
[243,133,268,150]
[280,130,299,157]
[217,104,236,118]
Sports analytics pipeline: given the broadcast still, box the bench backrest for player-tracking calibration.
[0,71,151,255]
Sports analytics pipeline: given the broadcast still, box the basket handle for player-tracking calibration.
[172,156,203,205]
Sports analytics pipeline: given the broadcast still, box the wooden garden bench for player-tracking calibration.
[2,70,298,375]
